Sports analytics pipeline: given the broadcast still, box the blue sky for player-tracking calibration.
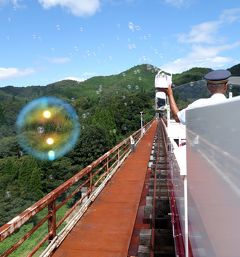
[0,0,240,87]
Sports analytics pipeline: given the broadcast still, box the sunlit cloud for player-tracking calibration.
[178,21,220,44]
[220,8,240,23]
[162,43,240,73]
[163,8,240,73]
[0,67,35,80]
[178,8,240,45]
[38,0,101,16]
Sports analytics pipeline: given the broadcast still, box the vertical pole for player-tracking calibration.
[229,85,233,99]
[184,175,189,257]
[90,171,93,193]
[107,157,109,173]
[117,148,120,163]
[48,201,56,243]
[140,111,143,137]
[155,96,158,119]
[166,96,170,128]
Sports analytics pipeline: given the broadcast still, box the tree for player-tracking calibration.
[69,125,112,167]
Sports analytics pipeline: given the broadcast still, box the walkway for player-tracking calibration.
[52,120,157,257]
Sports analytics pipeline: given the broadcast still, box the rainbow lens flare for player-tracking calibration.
[16,96,80,161]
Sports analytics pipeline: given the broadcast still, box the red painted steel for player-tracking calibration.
[51,121,157,257]
[0,121,153,257]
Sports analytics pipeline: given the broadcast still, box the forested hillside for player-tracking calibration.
[0,63,239,226]
[0,64,156,226]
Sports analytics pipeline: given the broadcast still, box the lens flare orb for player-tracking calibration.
[16,96,80,161]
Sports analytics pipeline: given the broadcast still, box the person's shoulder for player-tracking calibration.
[187,98,208,109]
[187,94,227,110]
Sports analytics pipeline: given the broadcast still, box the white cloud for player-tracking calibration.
[162,43,240,73]
[47,57,71,64]
[0,67,35,80]
[178,8,240,45]
[220,8,240,23]
[163,8,240,73]
[162,55,232,74]
[178,21,220,44]
[38,0,101,16]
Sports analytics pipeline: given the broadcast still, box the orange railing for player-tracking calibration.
[0,120,153,257]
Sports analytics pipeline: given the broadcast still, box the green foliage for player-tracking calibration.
[0,136,20,158]
[173,67,211,86]
[229,63,240,76]
[69,125,112,167]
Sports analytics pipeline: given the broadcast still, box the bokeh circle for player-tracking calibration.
[16,96,80,161]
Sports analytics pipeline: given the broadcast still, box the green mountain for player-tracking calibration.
[0,63,239,226]
[1,63,239,141]
[0,64,157,151]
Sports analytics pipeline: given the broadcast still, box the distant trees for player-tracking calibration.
[69,125,112,167]
[173,67,211,86]
[0,156,42,225]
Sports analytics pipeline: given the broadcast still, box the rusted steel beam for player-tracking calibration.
[50,120,157,257]
[0,165,90,241]
[0,119,154,256]
[48,202,56,242]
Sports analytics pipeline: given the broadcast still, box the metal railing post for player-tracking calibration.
[48,201,56,242]
[107,157,109,173]
[90,171,93,193]
[118,148,120,163]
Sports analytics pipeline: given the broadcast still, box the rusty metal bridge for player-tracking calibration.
[0,119,180,257]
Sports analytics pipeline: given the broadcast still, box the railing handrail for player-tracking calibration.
[0,119,153,254]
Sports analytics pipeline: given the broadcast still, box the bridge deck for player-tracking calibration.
[52,121,157,257]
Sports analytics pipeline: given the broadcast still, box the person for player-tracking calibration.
[130,135,135,152]
[157,69,231,124]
